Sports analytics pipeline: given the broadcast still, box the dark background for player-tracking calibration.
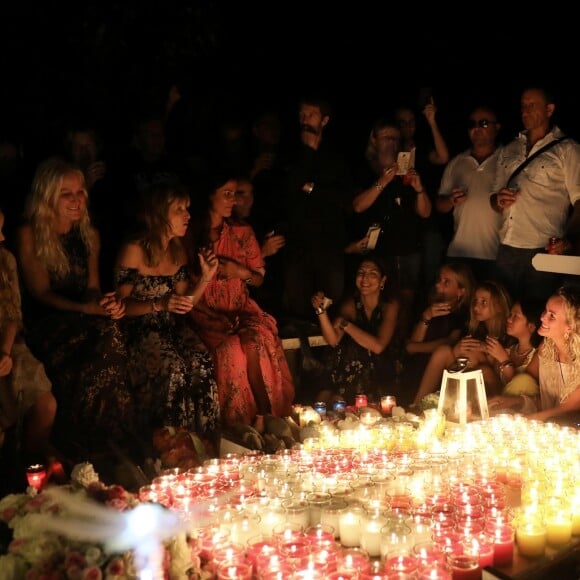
[1,3,578,164]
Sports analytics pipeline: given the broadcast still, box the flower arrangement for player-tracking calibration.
[0,462,201,579]
[420,391,440,411]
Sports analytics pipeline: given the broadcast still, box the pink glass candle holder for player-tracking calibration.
[462,534,494,569]
[335,547,371,574]
[487,524,514,567]
[216,561,252,580]
[26,464,47,491]
[448,553,480,580]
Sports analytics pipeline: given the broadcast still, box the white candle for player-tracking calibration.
[339,506,364,547]
[360,514,385,557]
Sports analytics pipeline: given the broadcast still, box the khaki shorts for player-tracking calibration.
[0,342,52,429]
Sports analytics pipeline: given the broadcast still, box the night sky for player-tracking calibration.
[1,4,579,159]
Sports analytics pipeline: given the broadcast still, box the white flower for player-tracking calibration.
[0,554,28,580]
[167,532,193,579]
[9,532,64,566]
[70,462,100,488]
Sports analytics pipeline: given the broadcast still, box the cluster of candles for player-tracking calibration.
[138,414,580,579]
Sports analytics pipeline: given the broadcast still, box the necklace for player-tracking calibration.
[557,353,566,385]
[515,345,533,358]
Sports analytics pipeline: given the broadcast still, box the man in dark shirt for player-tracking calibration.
[281,95,353,322]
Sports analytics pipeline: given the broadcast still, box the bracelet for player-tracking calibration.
[421,318,431,326]
[416,189,426,195]
[339,319,349,330]
[498,360,514,370]
[315,307,326,315]
[374,182,383,192]
[152,299,162,312]
[244,276,252,285]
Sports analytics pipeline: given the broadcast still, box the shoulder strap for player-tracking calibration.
[507,137,568,187]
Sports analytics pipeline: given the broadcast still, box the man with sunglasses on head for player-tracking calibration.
[490,86,580,301]
[436,106,503,283]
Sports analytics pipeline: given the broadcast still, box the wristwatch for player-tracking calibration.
[339,319,349,330]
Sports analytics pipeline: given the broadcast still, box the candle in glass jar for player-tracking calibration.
[339,506,363,547]
[355,394,368,408]
[26,464,47,491]
[488,524,514,567]
[545,508,572,546]
[516,521,547,558]
[380,395,396,415]
[448,554,480,580]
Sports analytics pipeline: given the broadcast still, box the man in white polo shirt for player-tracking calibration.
[490,85,580,301]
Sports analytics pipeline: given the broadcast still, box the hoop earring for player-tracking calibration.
[380,284,385,290]
[564,331,570,341]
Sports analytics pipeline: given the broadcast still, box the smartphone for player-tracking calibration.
[418,86,433,110]
[366,223,381,250]
[396,151,412,175]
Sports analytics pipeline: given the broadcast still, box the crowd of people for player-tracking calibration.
[1,83,580,487]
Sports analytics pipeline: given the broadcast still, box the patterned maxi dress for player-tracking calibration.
[115,265,221,448]
[22,227,132,455]
[189,221,295,427]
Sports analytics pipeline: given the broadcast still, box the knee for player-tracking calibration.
[38,392,58,420]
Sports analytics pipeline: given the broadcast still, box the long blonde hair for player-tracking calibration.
[541,286,580,368]
[24,157,95,278]
[467,280,511,338]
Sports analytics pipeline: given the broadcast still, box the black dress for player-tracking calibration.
[324,298,398,405]
[115,265,221,451]
[23,227,133,455]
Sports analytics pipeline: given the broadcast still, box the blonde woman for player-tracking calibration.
[489,285,580,422]
[16,157,131,459]
[411,280,511,407]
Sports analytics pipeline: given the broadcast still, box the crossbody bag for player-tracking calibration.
[506,137,568,188]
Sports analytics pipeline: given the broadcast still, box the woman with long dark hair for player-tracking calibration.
[186,172,294,430]
[311,252,401,405]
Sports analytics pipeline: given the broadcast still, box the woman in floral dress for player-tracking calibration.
[115,180,221,452]
[186,173,294,429]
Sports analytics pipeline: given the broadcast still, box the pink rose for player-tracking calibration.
[81,566,103,580]
[1,506,17,521]
[106,498,129,511]
[105,558,125,575]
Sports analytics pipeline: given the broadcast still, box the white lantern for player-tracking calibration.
[437,368,489,425]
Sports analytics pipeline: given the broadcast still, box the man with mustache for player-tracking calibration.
[280,95,354,325]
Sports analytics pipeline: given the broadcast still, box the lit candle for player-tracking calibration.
[516,520,547,558]
[26,464,47,491]
[359,513,385,557]
[447,553,480,580]
[545,508,572,546]
[488,524,514,567]
[338,506,363,547]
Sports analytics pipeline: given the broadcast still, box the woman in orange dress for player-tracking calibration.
[186,173,294,429]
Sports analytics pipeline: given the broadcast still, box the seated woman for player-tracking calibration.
[411,280,511,407]
[16,157,131,459]
[0,207,56,460]
[311,252,400,406]
[186,172,294,430]
[489,285,580,423]
[401,261,474,404]
[485,296,543,396]
[115,181,222,454]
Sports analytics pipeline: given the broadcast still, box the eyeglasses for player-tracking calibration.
[467,119,496,129]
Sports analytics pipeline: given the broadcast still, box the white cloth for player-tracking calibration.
[439,148,503,260]
[492,126,580,248]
